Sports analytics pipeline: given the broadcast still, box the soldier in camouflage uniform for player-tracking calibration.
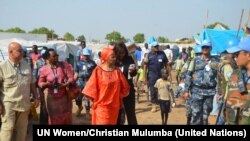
[185,45,203,125]
[74,48,97,117]
[183,40,220,125]
[215,39,238,125]
[225,36,250,125]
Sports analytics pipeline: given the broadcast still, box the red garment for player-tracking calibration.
[31,53,41,61]
[38,62,74,97]
[31,53,41,67]
[83,66,130,125]
[38,62,74,125]
[100,47,114,64]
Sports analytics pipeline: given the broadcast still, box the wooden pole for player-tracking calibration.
[245,9,250,26]
[236,9,244,37]
[204,9,209,28]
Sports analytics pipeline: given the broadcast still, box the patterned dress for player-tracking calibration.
[38,62,74,125]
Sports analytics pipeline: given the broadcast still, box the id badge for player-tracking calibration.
[205,64,211,71]
[54,88,58,94]
[82,65,86,70]
[158,59,162,62]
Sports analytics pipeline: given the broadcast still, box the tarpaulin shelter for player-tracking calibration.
[194,29,244,55]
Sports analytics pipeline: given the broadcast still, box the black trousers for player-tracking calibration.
[117,88,138,125]
[39,93,48,125]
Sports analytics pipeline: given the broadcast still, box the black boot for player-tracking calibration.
[187,116,191,125]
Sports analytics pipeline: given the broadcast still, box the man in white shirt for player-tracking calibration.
[164,45,173,81]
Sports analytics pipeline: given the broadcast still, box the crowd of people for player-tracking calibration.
[0,27,250,140]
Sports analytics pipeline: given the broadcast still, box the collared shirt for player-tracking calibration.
[0,59,35,111]
[164,49,173,62]
[144,51,168,79]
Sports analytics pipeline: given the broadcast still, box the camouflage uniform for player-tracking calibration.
[180,59,193,124]
[184,56,220,125]
[74,59,96,115]
[216,56,237,125]
[225,68,250,125]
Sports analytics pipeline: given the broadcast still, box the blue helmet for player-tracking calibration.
[82,48,91,56]
[201,40,212,47]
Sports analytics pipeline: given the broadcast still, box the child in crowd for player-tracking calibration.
[175,54,184,84]
[154,69,175,125]
[174,76,185,98]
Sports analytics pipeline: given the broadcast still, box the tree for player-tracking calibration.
[206,22,230,30]
[105,31,122,42]
[0,29,4,32]
[91,39,100,43]
[64,32,75,41]
[50,30,58,40]
[29,27,57,40]
[5,27,26,33]
[133,33,145,43]
[77,35,86,42]
[158,36,169,43]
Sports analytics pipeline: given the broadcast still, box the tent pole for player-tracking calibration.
[204,9,209,28]
[246,9,250,26]
[236,9,244,38]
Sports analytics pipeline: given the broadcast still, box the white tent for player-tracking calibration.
[44,42,80,61]
[0,38,80,62]
[0,38,45,62]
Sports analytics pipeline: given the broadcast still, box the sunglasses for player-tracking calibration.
[202,46,210,49]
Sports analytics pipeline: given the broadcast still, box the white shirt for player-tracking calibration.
[164,49,173,63]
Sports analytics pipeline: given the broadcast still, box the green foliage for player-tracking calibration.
[64,32,75,41]
[133,33,145,43]
[29,27,57,39]
[5,27,26,33]
[206,22,230,30]
[91,39,100,43]
[77,35,86,42]
[0,29,4,32]
[158,36,169,43]
[105,31,122,42]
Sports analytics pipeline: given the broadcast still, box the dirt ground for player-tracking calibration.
[25,70,217,140]
[26,94,216,141]
[71,93,216,125]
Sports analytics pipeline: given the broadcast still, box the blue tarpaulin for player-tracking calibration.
[195,29,244,55]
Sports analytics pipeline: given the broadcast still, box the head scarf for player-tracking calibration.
[101,47,114,63]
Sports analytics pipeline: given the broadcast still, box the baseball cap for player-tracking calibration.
[201,40,212,47]
[82,48,91,56]
[148,37,158,47]
[227,36,250,53]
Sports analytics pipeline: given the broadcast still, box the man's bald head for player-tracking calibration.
[8,42,22,52]
[8,42,23,63]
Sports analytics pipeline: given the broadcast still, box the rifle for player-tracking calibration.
[215,83,228,125]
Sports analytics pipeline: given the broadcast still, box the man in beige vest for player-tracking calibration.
[0,42,39,141]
